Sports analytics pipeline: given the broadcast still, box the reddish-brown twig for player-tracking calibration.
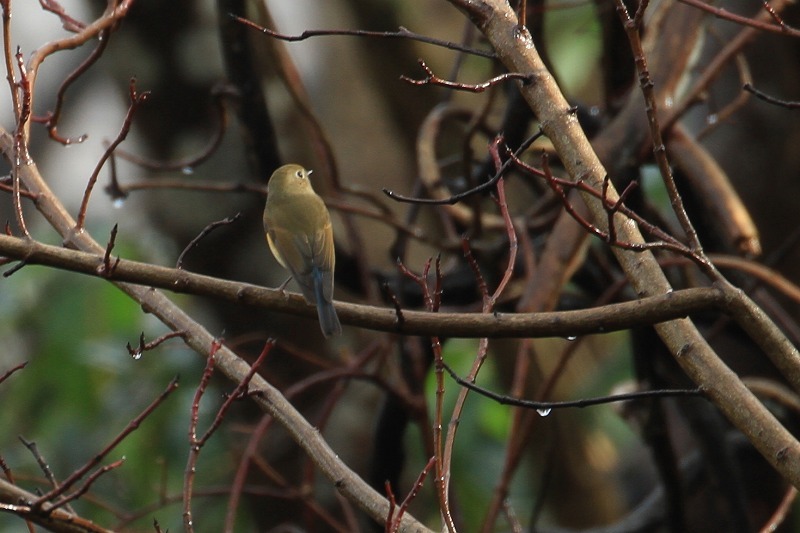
[48,458,126,512]
[0,361,27,385]
[31,378,178,510]
[401,58,533,93]
[516,152,718,276]
[677,0,800,38]
[12,47,32,237]
[758,485,797,533]
[30,376,178,511]
[441,137,519,523]
[75,78,149,232]
[381,282,406,327]
[38,29,108,145]
[396,256,455,532]
[1,1,18,119]
[223,341,393,533]
[183,339,273,533]
[113,84,235,172]
[39,0,87,32]
[385,456,436,533]
[614,0,707,264]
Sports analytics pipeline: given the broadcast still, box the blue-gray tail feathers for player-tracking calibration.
[313,267,341,337]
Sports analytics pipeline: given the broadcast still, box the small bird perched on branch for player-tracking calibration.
[263,164,342,338]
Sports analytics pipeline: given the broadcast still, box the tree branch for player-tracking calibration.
[445,0,800,488]
[0,232,728,339]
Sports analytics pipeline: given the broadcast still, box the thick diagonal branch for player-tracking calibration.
[446,0,800,487]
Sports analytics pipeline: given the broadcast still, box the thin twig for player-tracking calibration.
[743,82,800,109]
[677,0,800,38]
[0,361,27,385]
[443,362,704,409]
[1,0,19,120]
[113,83,236,171]
[614,0,707,262]
[38,29,109,144]
[75,78,149,232]
[231,15,495,59]
[401,58,533,93]
[183,339,273,532]
[12,47,31,236]
[385,456,436,533]
[383,130,542,204]
[176,213,242,269]
[39,0,87,32]
[31,377,180,511]
[97,223,120,277]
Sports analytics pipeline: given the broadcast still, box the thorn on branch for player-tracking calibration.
[176,213,242,269]
[462,237,489,301]
[400,59,534,93]
[381,281,406,329]
[97,223,120,277]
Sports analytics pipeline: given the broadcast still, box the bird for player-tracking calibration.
[263,164,342,337]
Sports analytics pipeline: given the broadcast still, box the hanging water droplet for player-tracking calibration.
[132,351,142,360]
[536,408,552,417]
[706,113,718,125]
[181,166,194,175]
[565,335,578,341]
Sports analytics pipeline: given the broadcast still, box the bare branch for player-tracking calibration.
[231,14,496,59]
[75,78,149,232]
[401,58,532,93]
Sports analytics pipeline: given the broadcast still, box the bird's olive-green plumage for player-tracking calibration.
[263,164,341,337]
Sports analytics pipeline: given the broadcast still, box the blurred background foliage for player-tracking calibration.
[1,0,800,531]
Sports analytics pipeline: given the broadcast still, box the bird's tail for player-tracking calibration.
[317,299,342,338]
[313,268,342,338]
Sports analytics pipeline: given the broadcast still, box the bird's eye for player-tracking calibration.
[295,170,304,179]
